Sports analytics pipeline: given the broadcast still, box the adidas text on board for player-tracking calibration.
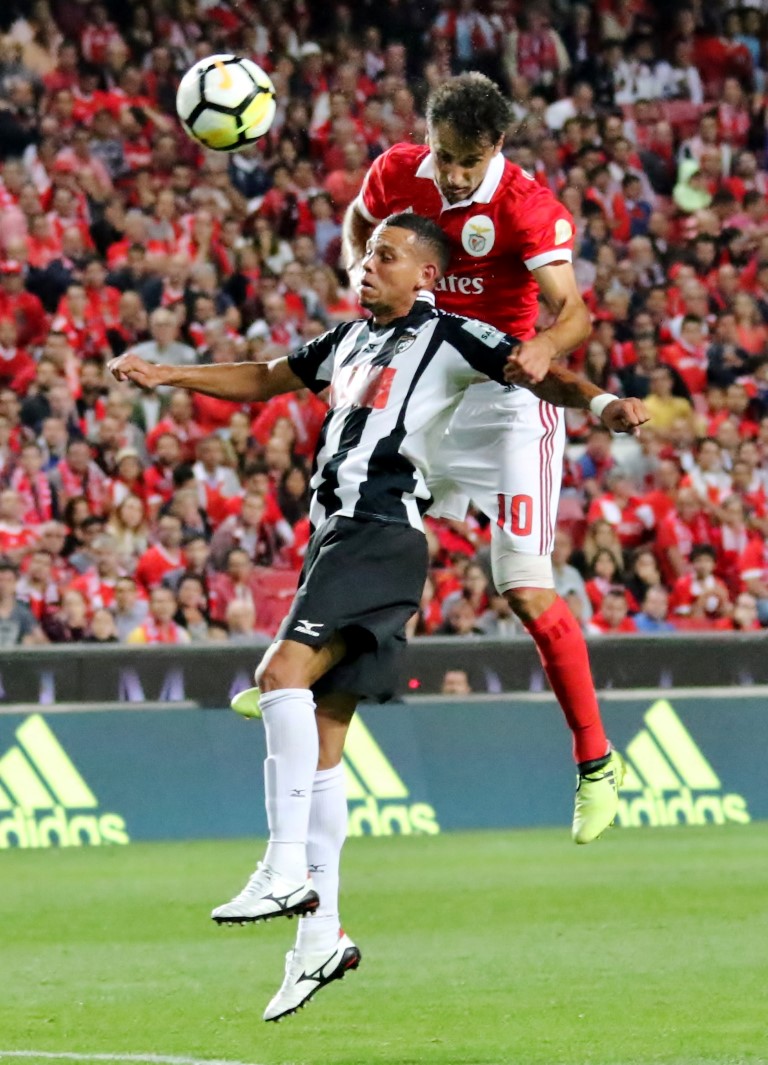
[0,714,130,850]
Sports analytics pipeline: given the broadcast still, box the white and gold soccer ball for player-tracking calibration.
[175,54,276,152]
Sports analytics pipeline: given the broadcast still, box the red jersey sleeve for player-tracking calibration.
[513,185,576,272]
[357,144,427,224]
[357,151,392,223]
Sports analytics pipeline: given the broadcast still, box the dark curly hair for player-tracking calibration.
[426,72,513,146]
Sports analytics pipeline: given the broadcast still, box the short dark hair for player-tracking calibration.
[426,72,512,145]
[690,544,716,563]
[382,213,451,276]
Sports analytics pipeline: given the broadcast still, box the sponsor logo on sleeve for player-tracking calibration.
[554,218,573,245]
[461,319,504,348]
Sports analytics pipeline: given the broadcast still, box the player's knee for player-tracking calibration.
[256,648,311,692]
[491,545,555,605]
[504,585,557,621]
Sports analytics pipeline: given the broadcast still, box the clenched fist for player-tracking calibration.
[600,397,649,434]
[108,354,168,390]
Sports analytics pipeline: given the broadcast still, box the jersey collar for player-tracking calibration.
[416,151,505,210]
[369,290,436,333]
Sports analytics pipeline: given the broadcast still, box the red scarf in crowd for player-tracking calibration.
[10,468,53,523]
[58,459,108,515]
[137,617,186,644]
[516,31,559,83]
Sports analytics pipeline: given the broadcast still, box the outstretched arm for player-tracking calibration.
[108,352,305,402]
[518,361,649,433]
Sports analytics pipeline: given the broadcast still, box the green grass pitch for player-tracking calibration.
[1,826,766,1065]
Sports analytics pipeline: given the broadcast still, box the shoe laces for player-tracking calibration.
[281,948,307,987]
[233,861,275,901]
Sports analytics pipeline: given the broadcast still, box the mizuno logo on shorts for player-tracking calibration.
[294,620,324,637]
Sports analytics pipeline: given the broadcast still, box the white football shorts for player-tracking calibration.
[427,384,565,590]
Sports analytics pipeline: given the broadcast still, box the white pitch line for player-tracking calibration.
[0,1053,262,1065]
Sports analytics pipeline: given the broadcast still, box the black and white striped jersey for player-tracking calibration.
[287,291,519,532]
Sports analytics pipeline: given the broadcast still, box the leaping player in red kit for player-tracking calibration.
[345,73,643,843]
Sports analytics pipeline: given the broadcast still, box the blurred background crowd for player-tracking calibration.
[1,0,768,647]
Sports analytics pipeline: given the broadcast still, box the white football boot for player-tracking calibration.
[211,863,319,924]
[263,932,361,1022]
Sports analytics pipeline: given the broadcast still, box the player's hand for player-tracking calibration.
[108,353,167,390]
[600,397,649,434]
[504,336,556,386]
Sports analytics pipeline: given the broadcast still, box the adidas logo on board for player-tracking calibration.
[615,700,750,828]
[0,714,129,849]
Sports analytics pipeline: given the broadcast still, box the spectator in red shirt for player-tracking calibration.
[662,315,708,396]
[9,442,55,525]
[126,585,190,644]
[193,435,241,499]
[0,489,39,564]
[584,548,624,614]
[144,432,182,510]
[681,437,732,508]
[251,389,327,462]
[587,588,638,634]
[638,458,681,531]
[655,487,715,586]
[208,546,259,625]
[586,469,650,550]
[0,318,35,396]
[730,454,768,532]
[42,587,89,644]
[714,592,762,631]
[49,438,109,517]
[209,490,291,570]
[80,2,124,65]
[51,283,110,360]
[16,549,61,622]
[669,544,732,623]
[82,256,121,327]
[68,534,122,612]
[146,389,205,462]
[134,513,185,591]
[43,41,80,95]
[714,494,757,594]
[0,261,47,348]
[323,141,369,215]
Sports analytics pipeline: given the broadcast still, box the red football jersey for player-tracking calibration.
[358,143,576,340]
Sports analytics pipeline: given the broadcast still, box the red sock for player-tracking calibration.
[523,597,608,764]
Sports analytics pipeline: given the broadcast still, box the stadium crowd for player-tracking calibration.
[1,0,768,647]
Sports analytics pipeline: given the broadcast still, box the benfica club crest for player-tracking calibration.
[461,215,495,257]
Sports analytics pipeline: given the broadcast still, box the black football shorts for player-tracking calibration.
[277,515,427,701]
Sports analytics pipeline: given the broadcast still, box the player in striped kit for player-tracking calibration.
[344,72,626,845]
[111,214,646,1020]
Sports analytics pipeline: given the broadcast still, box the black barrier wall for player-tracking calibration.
[0,634,766,706]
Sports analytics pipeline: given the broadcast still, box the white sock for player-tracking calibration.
[296,763,347,954]
[260,688,319,882]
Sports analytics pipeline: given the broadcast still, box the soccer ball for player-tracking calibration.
[175,54,276,152]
